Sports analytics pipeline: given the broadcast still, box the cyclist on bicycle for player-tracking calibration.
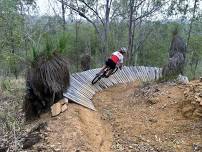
[97,47,127,77]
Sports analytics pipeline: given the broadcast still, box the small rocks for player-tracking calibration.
[51,102,61,117]
[182,81,202,118]
[192,143,202,152]
[193,109,202,117]
[154,88,160,92]
[45,127,52,132]
[177,74,189,84]
[183,88,190,97]
[54,148,61,152]
[22,122,47,149]
[61,104,68,112]
[113,142,124,151]
[148,118,158,123]
[167,95,171,98]
[134,84,161,98]
[101,108,113,120]
[182,105,195,118]
[148,97,160,104]
[0,147,8,152]
[51,98,68,117]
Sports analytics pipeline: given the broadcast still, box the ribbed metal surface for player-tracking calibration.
[63,66,162,110]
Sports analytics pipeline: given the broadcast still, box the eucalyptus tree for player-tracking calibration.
[55,0,67,31]
[56,0,120,58]
[166,0,201,45]
[166,0,202,77]
[124,0,168,64]
[0,0,36,77]
[104,0,167,64]
[189,34,202,78]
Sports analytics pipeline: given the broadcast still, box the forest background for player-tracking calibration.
[0,0,201,79]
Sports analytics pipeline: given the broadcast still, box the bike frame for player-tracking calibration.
[91,66,118,85]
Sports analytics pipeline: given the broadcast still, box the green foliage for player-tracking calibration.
[58,34,69,53]
[185,35,202,79]
[0,0,201,77]
[0,0,35,77]
[44,34,55,57]
[1,79,11,91]
[0,51,25,78]
[32,46,38,61]
[135,22,172,66]
[189,35,202,59]
[28,32,74,64]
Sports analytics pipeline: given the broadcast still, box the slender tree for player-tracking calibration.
[57,0,114,58]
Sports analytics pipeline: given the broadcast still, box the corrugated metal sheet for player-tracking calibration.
[63,66,162,110]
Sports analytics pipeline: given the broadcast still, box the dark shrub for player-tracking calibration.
[23,52,70,121]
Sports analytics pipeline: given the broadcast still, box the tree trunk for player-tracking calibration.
[61,0,66,31]
[75,21,79,71]
[127,0,135,65]
[131,21,137,65]
[103,0,111,58]
[193,60,199,78]
[187,0,198,50]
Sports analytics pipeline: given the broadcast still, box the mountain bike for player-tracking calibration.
[92,66,119,84]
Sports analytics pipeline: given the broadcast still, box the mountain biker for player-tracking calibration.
[97,47,127,77]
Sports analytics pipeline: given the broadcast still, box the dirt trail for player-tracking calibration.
[34,104,112,152]
[32,81,202,152]
[94,82,202,152]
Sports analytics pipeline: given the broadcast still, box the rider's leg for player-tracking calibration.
[97,65,107,75]
[105,68,114,77]
[97,58,111,75]
[105,59,116,77]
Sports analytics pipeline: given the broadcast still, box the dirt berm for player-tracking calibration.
[28,81,202,152]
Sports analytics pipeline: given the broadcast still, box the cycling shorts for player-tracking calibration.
[105,58,116,69]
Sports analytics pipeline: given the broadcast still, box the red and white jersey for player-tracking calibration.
[111,51,123,64]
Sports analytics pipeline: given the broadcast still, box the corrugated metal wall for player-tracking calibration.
[63,66,162,110]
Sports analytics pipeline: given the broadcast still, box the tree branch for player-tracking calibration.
[133,0,146,13]
[132,2,166,22]
[78,0,105,26]
[110,3,121,20]
[58,0,101,38]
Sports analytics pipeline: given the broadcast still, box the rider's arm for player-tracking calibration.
[119,63,123,70]
[119,55,124,70]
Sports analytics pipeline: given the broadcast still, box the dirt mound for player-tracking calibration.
[94,82,202,152]
[28,104,113,152]
[23,81,202,152]
[181,80,202,118]
[3,80,201,151]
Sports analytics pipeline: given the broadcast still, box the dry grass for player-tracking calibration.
[0,77,25,150]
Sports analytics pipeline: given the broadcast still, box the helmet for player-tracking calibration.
[119,47,127,53]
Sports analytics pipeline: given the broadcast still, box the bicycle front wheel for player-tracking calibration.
[92,74,101,84]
